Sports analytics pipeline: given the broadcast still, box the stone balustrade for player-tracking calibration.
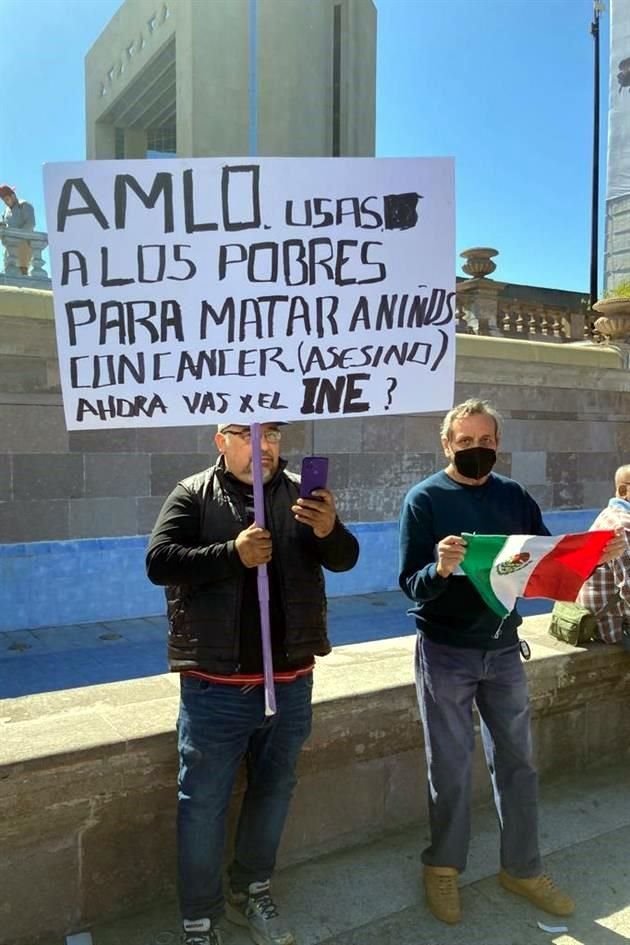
[0,226,51,287]
[455,247,591,344]
[456,297,588,343]
[496,301,583,341]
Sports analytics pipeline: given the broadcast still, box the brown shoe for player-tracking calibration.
[499,870,575,916]
[423,866,461,924]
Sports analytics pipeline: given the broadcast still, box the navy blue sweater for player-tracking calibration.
[399,470,549,649]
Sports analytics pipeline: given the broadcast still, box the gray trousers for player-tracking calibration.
[415,634,542,877]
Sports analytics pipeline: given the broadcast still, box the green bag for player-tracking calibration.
[549,601,597,646]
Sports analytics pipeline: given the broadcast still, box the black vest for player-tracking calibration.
[165,461,334,673]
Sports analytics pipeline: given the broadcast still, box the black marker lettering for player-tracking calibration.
[285,200,312,227]
[348,296,370,332]
[154,351,175,380]
[137,244,167,284]
[315,296,339,336]
[360,196,383,229]
[66,299,97,346]
[101,247,134,288]
[308,239,335,285]
[335,197,361,227]
[183,168,219,233]
[300,373,370,415]
[257,391,289,410]
[283,240,308,286]
[76,394,167,422]
[169,244,197,281]
[218,243,247,280]
[221,164,261,232]
[334,239,358,286]
[70,356,91,389]
[183,391,230,414]
[408,287,453,327]
[286,296,310,335]
[247,242,279,283]
[114,173,174,232]
[312,198,334,228]
[57,178,109,232]
[259,348,293,374]
[200,298,235,342]
[61,250,88,287]
[358,241,386,284]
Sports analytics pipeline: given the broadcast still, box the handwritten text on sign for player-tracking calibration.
[43,158,455,429]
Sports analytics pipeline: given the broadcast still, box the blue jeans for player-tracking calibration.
[177,673,313,921]
[415,635,542,877]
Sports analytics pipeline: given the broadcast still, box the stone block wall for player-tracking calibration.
[0,287,630,543]
[4,288,629,632]
[1,287,629,542]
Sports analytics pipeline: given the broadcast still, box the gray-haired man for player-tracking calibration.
[399,399,574,925]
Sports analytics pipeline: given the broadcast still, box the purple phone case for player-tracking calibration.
[300,456,329,498]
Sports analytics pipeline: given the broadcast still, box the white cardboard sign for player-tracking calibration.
[43,157,455,429]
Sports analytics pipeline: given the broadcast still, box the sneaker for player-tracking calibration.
[499,870,575,916]
[182,917,223,945]
[226,880,295,945]
[423,866,461,924]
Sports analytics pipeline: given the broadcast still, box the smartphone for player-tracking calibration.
[300,456,329,499]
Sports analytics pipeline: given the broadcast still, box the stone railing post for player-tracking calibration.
[1,233,21,277]
[456,247,504,336]
[567,309,587,340]
[0,226,50,284]
[29,234,49,282]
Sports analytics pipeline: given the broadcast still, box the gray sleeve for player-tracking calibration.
[19,202,36,230]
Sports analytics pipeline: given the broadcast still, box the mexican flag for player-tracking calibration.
[460,531,614,617]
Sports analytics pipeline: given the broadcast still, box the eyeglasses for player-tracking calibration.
[221,428,282,444]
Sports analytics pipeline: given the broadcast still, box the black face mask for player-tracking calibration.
[452,446,496,480]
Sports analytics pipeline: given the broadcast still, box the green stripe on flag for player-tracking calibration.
[460,533,511,617]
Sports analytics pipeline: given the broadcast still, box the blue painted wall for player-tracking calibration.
[0,510,599,632]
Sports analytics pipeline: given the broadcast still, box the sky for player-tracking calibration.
[1,0,608,293]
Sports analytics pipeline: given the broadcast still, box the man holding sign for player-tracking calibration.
[147,422,358,945]
[399,399,624,926]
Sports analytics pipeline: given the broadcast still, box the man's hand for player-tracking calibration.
[598,529,627,565]
[235,523,272,568]
[436,535,467,578]
[292,489,336,538]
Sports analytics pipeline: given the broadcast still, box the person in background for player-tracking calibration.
[0,185,35,275]
[577,465,630,648]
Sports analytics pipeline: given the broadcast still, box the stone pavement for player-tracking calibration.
[0,590,550,698]
[55,758,630,945]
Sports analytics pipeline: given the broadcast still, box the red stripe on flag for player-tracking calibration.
[523,530,614,602]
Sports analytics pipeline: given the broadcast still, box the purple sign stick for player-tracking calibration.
[250,422,277,716]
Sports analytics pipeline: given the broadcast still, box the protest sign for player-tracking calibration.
[43,157,455,429]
